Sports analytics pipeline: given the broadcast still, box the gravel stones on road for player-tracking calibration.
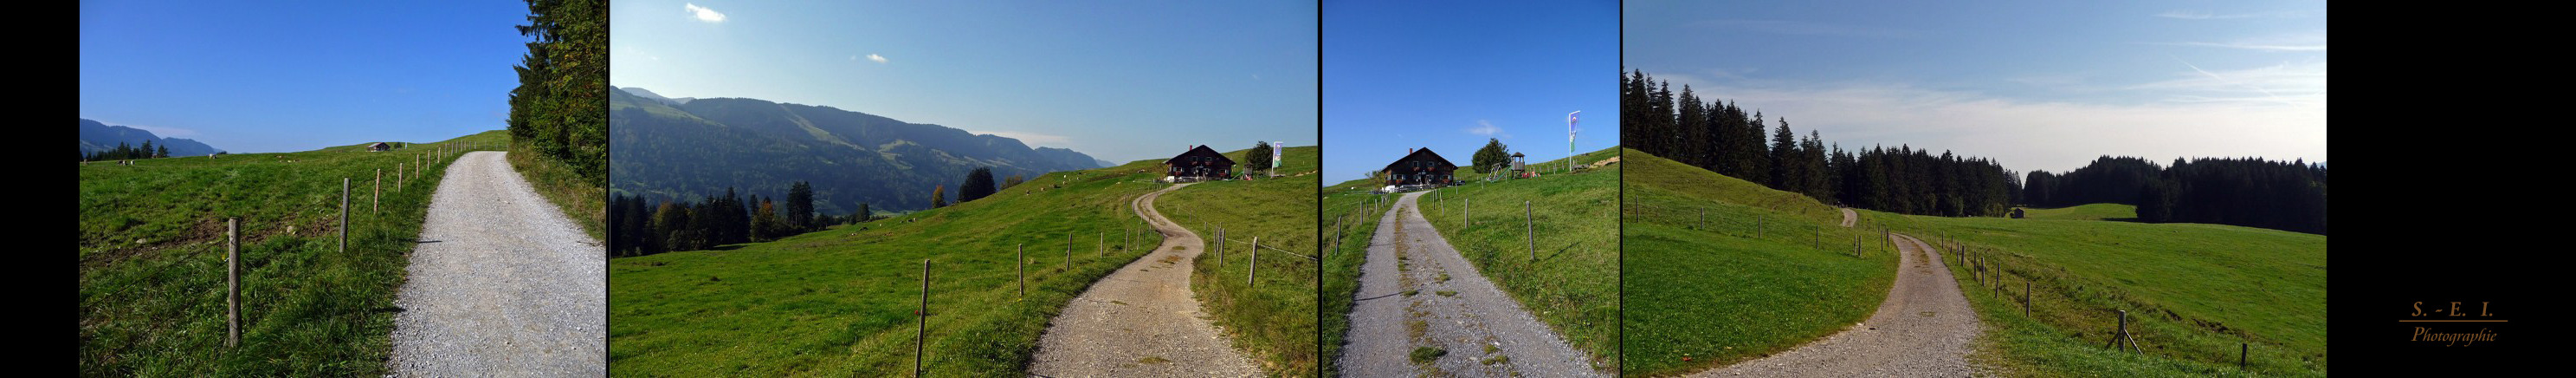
[1690,232,1981,377]
[1029,183,1262,377]
[1341,192,1605,377]
[387,152,605,377]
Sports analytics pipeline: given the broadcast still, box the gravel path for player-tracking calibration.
[1340,192,1604,377]
[1841,207,1858,227]
[1690,231,1979,377]
[1030,183,1261,377]
[386,151,604,377]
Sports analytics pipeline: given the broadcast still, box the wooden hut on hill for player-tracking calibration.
[1381,147,1459,186]
[368,142,392,152]
[1164,145,1236,181]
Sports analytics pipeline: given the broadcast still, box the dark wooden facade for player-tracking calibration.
[1164,145,1236,179]
[1380,147,1459,186]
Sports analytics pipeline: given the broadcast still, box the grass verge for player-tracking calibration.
[608,157,1178,375]
[78,131,503,375]
[1617,148,1898,376]
[507,143,607,240]
[1149,146,1321,377]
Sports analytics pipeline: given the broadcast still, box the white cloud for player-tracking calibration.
[2153,31,2327,52]
[685,3,726,23]
[1466,120,1510,138]
[1653,73,2323,173]
[867,54,888,64]
[2155,10,2306,20]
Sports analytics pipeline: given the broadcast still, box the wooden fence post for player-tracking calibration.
[1463,198,1469,230]
[1248,237,1259,286]
[2240,342,2248,370]
[227,218,239,348]
[918,259,928,377]
[1526,201,1534,261]
[373,168,381,214]
[1097,230,1103,257]
[1217,227,1226,264]
[1064,233,1071,271]
[1697,208,1704,230]
[340,178,349,254]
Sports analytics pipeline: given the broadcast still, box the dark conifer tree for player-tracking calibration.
[959,167,997,203]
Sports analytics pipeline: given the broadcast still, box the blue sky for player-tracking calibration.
[80,1,528,153]
[1625,0,2325,174]
[1322,0,1621,185]
[610,1,1319,164]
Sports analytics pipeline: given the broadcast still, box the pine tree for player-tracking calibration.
[786,181,814,231]
[1769,117,1798,189]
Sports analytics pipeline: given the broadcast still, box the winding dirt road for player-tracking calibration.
[1030,183,1261,377]
[1689,226,1981,376]
[1341,192,1603,377]
[386,151,604,376]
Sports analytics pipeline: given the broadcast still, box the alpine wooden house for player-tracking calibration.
[1164,145,1236,181]
[1381,147,1459,186]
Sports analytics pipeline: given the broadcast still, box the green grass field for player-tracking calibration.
[1873,205,2327,377]
[2018,204,2139,221]
[1618,149,1900,376]
[1398,147,1624,370]
[1148,146,1320,377]
[78,131,505,376]
[610,149,1348,375]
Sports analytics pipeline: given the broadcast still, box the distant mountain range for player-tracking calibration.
[610,87,1104,214]
[80,119,223,157]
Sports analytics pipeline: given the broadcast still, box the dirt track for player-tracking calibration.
[1029,183,1260,377]
[1340,192,1603,377]
[386,151,604,376]
[1689,231,1980,376]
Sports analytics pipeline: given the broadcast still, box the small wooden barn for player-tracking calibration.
[1380,147,1459,186]
[368,142,391,152]
[1164,145,1236,180]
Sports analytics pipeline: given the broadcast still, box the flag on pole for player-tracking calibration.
[1569,111,1581,172]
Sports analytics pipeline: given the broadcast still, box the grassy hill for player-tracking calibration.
[1147,146,1320,376]
[78,131,505,375]
[608,147,1315,376]
[2018,204,2139,221]
[1872,205,2327,376]
[1619,148,1900,376]
[1327,147,1624,371]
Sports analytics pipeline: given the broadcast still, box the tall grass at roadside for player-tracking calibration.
[507,143,606,240]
